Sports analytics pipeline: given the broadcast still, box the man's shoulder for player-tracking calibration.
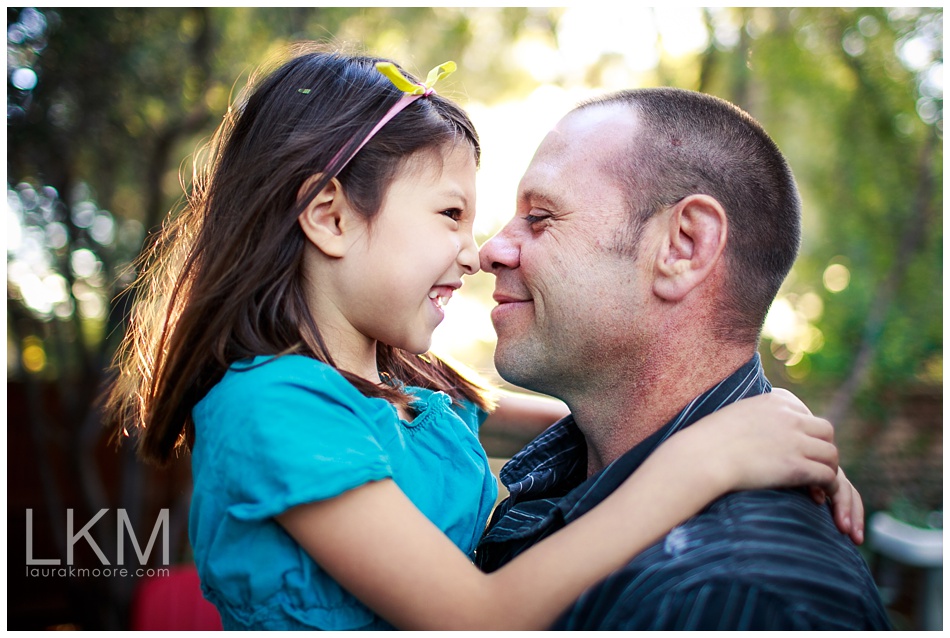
[554,489,891,630]
[637,488,869,577]
[677,487,846,544]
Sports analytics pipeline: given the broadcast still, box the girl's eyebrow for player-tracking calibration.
[440,188,469,207]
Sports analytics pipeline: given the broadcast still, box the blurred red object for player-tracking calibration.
[130,564,222,630]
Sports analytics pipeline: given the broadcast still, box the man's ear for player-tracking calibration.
[296,174,354,258]
[653,194,728,302]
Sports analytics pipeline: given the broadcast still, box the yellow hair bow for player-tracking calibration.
[376,60,457,96]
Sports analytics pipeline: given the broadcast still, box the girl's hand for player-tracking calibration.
[810,468,865,545]
[683,388,839,493]
[677,388,864,543]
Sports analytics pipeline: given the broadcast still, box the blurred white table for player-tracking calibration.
[868,511,943,630]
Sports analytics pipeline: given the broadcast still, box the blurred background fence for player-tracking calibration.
[6,6,942,630]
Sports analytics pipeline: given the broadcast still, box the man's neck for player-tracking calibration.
[569,343,756,476]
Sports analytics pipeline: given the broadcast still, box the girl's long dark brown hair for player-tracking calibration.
[105,45,492,465]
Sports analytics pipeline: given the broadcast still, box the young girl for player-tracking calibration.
[106,47,861,631]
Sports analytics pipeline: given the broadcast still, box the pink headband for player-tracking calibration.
[326,61,457,175]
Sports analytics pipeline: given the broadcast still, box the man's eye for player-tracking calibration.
[441,208,463,221]
[524,212,550,225]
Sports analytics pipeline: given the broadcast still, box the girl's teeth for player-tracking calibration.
[428,290,448,308]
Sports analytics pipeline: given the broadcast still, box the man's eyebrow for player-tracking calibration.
[519,187,562,211]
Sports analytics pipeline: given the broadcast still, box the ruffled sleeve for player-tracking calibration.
[447,396,490,437]
[198,356,395,522]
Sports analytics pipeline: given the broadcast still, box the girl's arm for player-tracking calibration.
[478,390,570,457]
[485,387,863,541]
[277,389,840,630]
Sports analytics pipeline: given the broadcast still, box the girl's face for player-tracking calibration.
[337,143,479,360]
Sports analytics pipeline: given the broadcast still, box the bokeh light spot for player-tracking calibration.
[797,291,824,321]
[11,67,37,91]
[22,337,46,373]
[762,297,797,342]
[90,212,116,245]
[70,248,100,278]
[822,263,851,293]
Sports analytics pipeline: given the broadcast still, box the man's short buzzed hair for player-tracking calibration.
[578,88,801,345]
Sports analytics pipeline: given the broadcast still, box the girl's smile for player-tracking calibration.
[305,143,479,380]
[428,282,461,313]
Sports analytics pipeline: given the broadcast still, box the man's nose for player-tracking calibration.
[479,222,520,273]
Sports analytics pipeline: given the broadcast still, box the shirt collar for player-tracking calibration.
[500,353,771,522]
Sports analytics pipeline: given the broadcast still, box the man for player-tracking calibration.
[475,88,890,630]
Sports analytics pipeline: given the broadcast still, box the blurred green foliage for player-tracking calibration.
[7,6,942,512]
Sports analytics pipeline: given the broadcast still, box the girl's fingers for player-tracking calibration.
[852,486,865,533]
[761,396,865,546]
[798,435,839,476]
[797,413,835,442]
[847,478,865,545]
[770,388,810,414]
[825,470,865,544]
[812,460,838,489]
[787,457,837,490]
[830,476,853,534]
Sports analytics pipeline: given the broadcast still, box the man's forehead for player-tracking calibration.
[518,104,638,198]
[554,103,639,147]
[532,105,639,169]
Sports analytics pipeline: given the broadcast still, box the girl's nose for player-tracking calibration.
[458,232,480,275]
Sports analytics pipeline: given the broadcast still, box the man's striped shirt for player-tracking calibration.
[475,354,891,630]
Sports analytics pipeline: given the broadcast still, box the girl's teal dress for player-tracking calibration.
[188,355,498,630]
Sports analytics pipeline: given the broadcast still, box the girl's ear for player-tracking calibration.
[297,174,356,258]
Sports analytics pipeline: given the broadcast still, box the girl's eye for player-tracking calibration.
[441,208,463,222]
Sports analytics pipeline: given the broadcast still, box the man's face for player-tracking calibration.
[479,105,654,397]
